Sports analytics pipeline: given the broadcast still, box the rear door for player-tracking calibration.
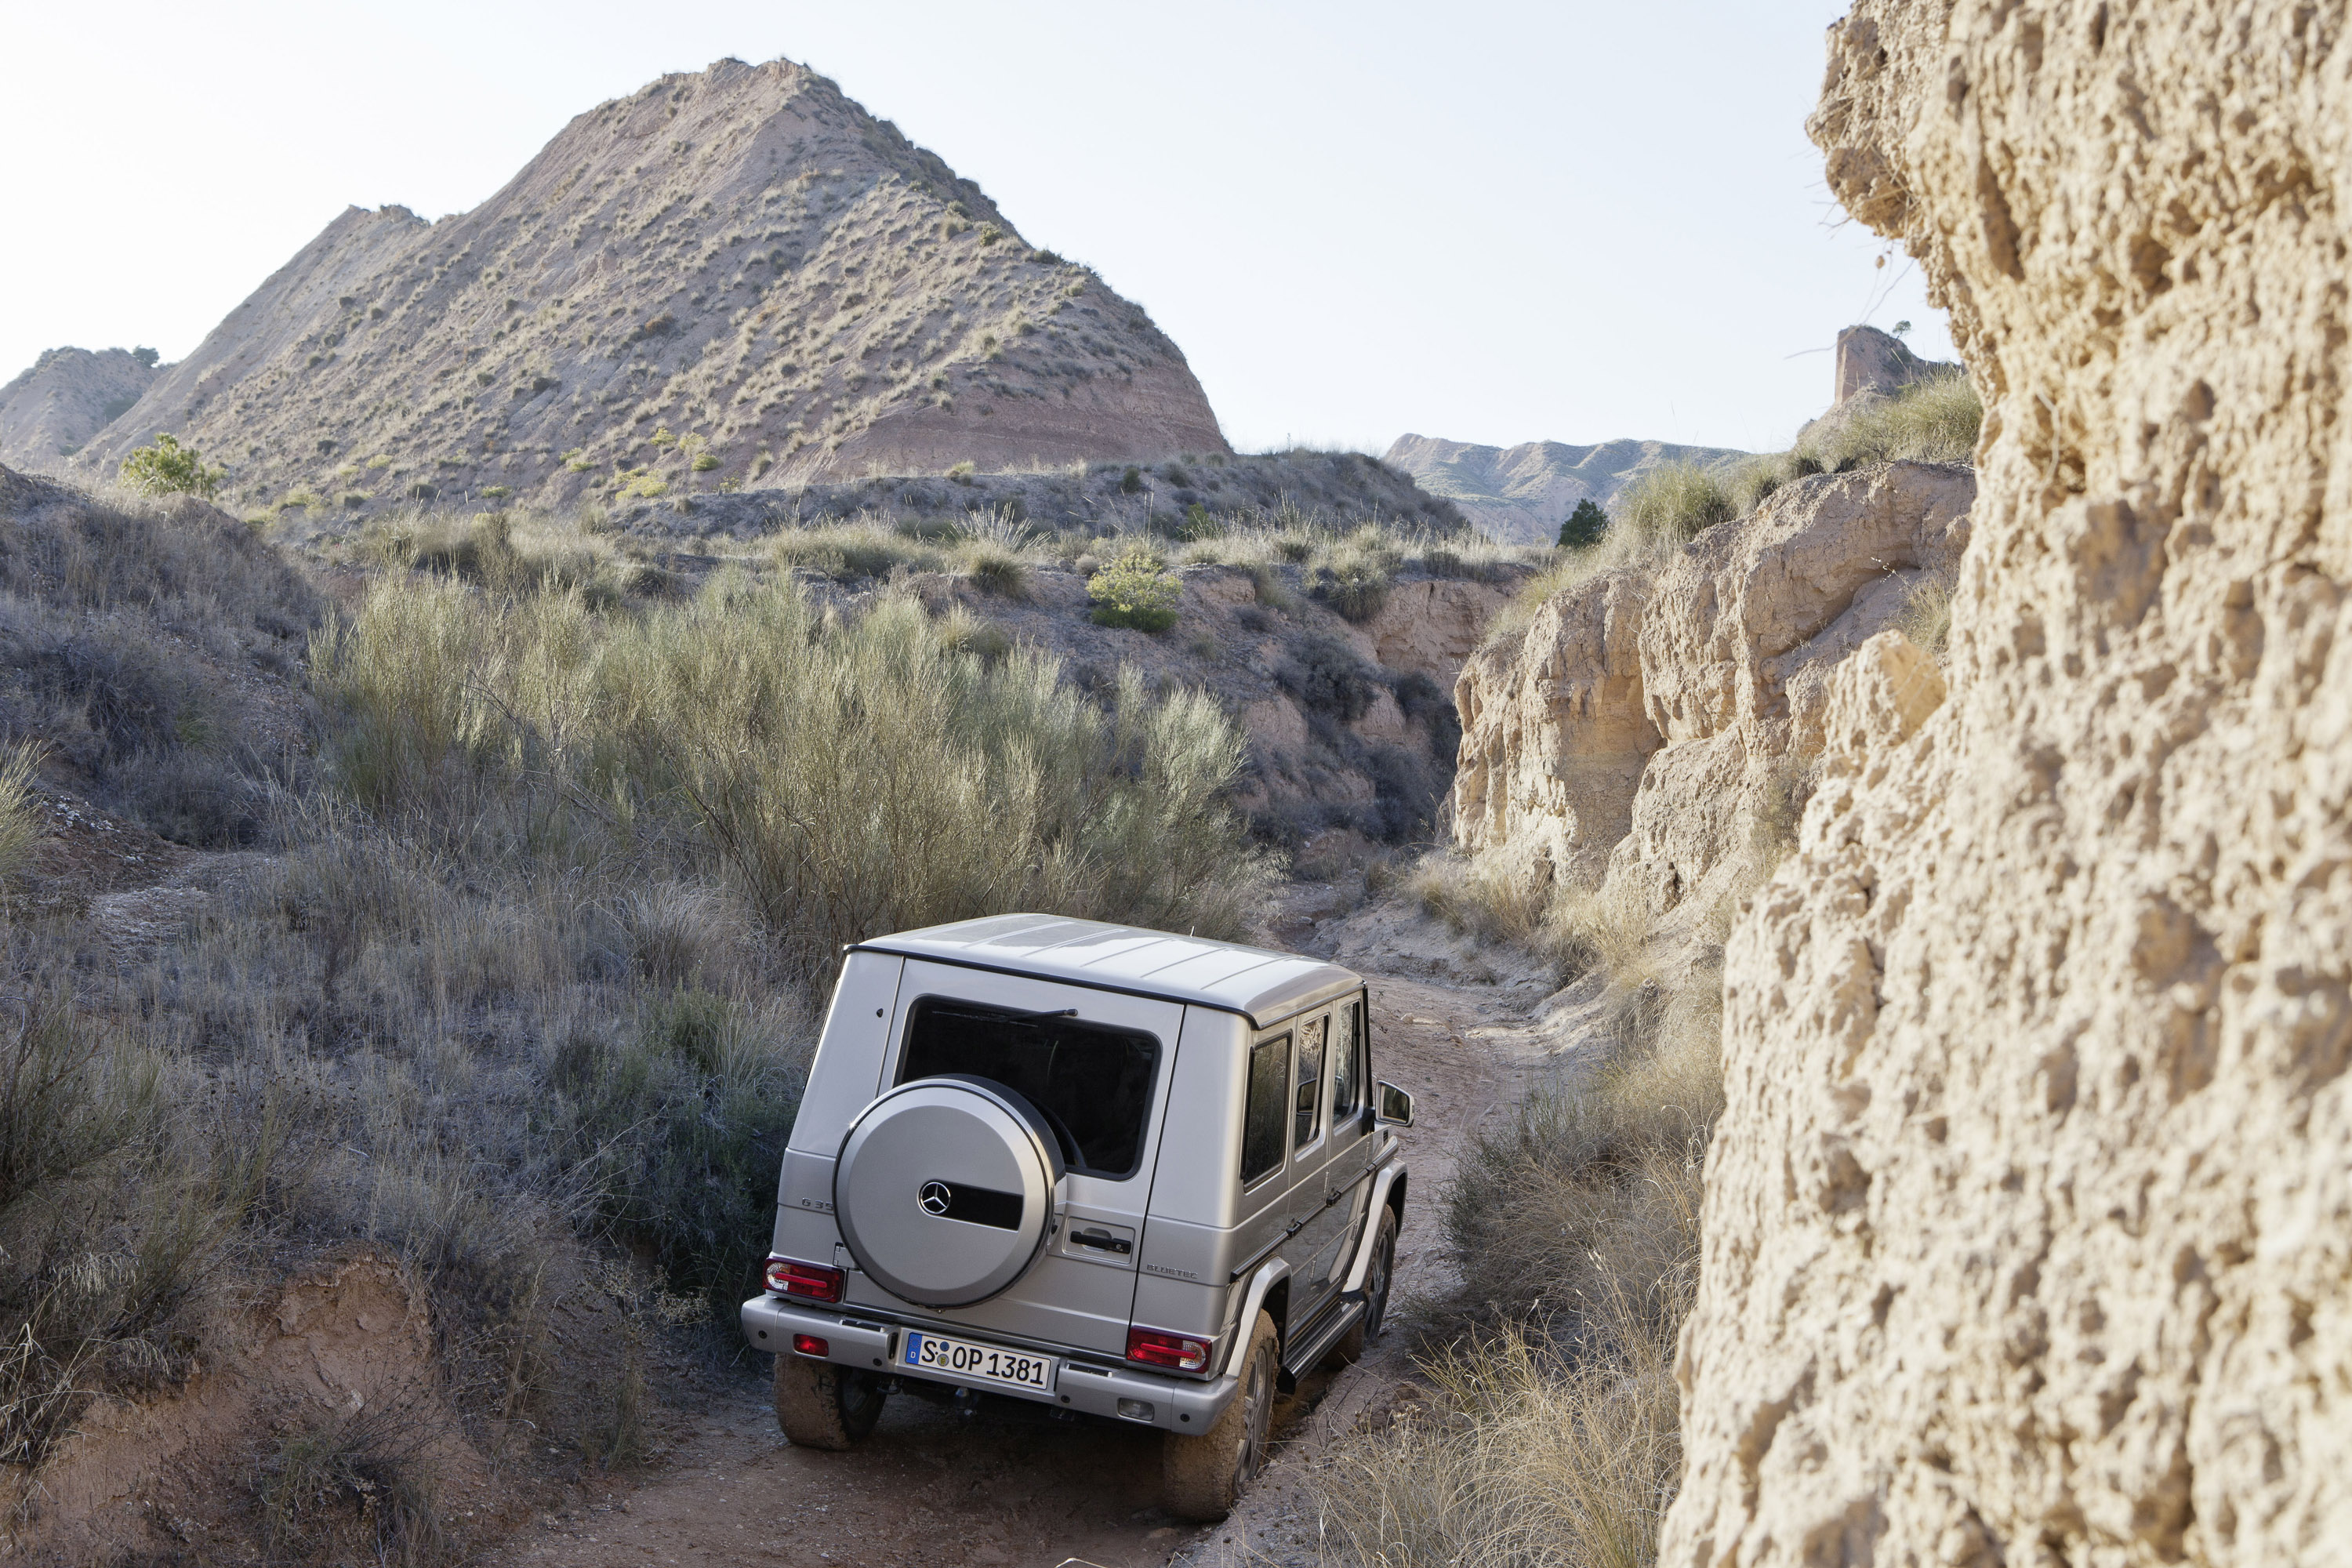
[1317,993,1378,1290]
[1282,1007,1350,1323]
[841,959,1184,1356]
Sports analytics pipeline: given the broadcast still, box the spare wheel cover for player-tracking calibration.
[833,1076,1065,1308]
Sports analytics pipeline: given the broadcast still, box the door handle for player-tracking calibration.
[1070,1228,1132,1255]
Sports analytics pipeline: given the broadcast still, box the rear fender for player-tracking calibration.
[1224,1259,1290,1377]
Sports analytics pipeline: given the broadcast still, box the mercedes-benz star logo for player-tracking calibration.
[918,1181,953,1216]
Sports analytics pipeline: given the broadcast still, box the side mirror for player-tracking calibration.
[1376,1081,1414,1128]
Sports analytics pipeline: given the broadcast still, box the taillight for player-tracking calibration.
[1126,1326,1213,1374]
[791,1333,830,1358]
[764,1254,845,1303]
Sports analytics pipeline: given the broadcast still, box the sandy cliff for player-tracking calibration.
[1664,3,2352,1563]
[1451,461,1969,931]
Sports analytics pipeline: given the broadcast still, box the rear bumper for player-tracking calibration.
[740,1294,1239,1434]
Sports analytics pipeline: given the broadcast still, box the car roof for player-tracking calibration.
[849,914,1363,1029]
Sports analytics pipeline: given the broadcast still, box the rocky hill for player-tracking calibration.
[0,347,159,470]
[1384,434,1749,544]
[69,56,1226,514]
[1660,4,2352,1564]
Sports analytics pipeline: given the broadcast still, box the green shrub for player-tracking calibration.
[1558,497,1609,550]
[1617,460,1733,545]
[691,453,720,472]
[1087,548,1181,631]
[118,434,224,501]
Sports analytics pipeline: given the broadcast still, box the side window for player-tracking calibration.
[1331,997,1363,1121]
[1293,1014,1327,1150]
[1240,1032,1290,1186]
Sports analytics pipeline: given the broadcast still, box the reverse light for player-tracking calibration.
[1125,1326,1213,1374]
[791,1333,830,1358]
[765,1254,846,1303]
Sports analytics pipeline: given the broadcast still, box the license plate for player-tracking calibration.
[899,1330,1056,1394]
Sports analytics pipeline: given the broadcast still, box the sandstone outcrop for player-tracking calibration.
[1664,4,2352,1564]
[1831,322,1956,406]
[1450,460,1969,920]
[1385,433,1751,545]
[73,57,1226,514]
[0,347,158,470]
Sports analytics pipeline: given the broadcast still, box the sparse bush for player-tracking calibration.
[691,453,720,472]
[1317,1307,1684,1568]
[768,518,944,579]
[0,743,40,885]
[315,574,1271,971]
[1306,524,1402,622]
[1893,564,1957,663]
[1277,633,1380,722]
[1798,370,1981,470]
[1087,548,1181,632]
[118,434,225,501]
[257,1401,449,1566]
[546,989,808,1317]
[1617,460,1733,545]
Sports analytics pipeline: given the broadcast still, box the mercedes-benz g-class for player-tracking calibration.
[740,914,1413,1521]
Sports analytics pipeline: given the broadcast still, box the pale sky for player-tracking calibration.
[2,0,1951,457]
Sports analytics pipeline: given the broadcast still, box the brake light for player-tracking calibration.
[764,1255,845,1303]
[791,1334,830,1358]
[1126,1326,1213,1374]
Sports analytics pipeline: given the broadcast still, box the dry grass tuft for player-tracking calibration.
[1893,565,1957,664]
[1332,844,1729,1568]
[1317,1301,1686,1568]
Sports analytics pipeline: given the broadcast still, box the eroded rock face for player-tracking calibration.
[1451,566,1659,889]
[1664,5,2352,1564]
[1831,323,1956,406]
[1450,462,1969,917]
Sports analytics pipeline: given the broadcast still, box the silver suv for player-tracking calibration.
[741,914,1413,1521]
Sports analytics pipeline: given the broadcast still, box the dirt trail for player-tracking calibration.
[492,942,1569,1568]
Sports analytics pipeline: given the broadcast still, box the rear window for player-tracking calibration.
[899,996,1160,1178]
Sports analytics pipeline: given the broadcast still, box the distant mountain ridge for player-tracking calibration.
[1384,433,1750,544]
[62,56,1227,515]
[0,347,160,470]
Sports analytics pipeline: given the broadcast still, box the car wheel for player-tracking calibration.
[774,1353,888,1450]
[1323,1204,1397,1370]
[1162,1308,1276,1523]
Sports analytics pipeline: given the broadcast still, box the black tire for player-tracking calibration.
[1323,1203,1397,1370]
[774,1353,887,1450]
[1162,1309,1276,1523]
